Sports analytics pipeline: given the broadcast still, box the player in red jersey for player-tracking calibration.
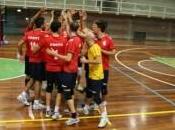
[17,8,46,106]
[35,21,67,119]
[21,17,46,109]
[47,21,82,125]
[92,20,116,105]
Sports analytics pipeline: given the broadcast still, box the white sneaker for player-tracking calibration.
[52,112,62,120]
[45,111,52,118]
[17,94,30,106]
[89,103,98,111]
[65,118,80,125]
[98,116,108,128]
[83,105,90,115]
[33,102,45,110]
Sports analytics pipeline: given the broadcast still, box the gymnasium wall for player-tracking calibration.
[3,8,175,42]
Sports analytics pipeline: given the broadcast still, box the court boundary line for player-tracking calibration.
[155,89,175,92]
[110,65,175,107]
[0,110,175,124]
[138,59,175,77]
[0,57,25,81]
[114,48,175,87]
[114,47,175,107]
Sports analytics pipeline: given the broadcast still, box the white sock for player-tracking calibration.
[22,91,27,96]
[46,106,50,111]
[102,101,107,106]
[85,104,89,109]
[101,111,107,118]
[34,100,39,104]
[54,106,59,113]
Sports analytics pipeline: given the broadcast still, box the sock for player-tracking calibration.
[102,101,107,106]
[34,100,39,104]
[71,112,77,118]
[84,104,89,109]
[46,106,50,111]
[22,91,27,97]
[54,106,59,113]
[101,111,107,118]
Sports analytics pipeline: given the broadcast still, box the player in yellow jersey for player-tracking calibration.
[81,32,109,128]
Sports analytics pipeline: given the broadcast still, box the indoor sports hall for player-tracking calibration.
[0,0,175,130]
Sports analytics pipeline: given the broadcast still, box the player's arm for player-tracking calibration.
[81,55,101,64]
[17,39,25,56]
[101,48,116,55]
[17,39,26,61]
[67,9,73,23]
[28,8,46,29]
[62,11,70,36]
[46,48,73,62]
[80,42,87,56]
[48,10,54,25]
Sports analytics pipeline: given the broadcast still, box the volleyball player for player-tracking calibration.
[92,20,116,105]
[80,32,109,128]
[34,20,67,119]
[17,8,46,106]
[47,21,82,125]
[23,17,46,109]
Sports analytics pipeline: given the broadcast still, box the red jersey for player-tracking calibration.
[42,34,67,72]
[97,34,115,70]
[63,36,83,73]
[22,29,46,63]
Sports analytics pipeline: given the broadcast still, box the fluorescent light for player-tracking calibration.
[17,9,21,12]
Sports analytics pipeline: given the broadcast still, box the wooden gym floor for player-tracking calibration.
[0,39,175,130]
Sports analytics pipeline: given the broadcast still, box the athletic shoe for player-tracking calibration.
[33,102,45,110]
[45,110,52,118]
[89,103,98,111]
[17,94,30,106]
[65,118,80,125]
[98,116,109,128]
[52,112,62,120]
[83,105,90,115]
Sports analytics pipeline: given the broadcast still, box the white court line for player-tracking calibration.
[115,48,175,87]
[155,89,175,92]
[0,57,25,81]
[110,65,175,107]
[138,59,175,77]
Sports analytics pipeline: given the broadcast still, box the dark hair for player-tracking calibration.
[95,20,108,32]
[70,21,79,32]
[72,12,80,21]
[34,17,45,28]
[50,21,61,33]
[54,11,61,21]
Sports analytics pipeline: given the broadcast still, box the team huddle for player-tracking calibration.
[17,8,116,128]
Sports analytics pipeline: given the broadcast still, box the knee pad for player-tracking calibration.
[102,83,108,95]
[62,85,72,100]
[46,82,53,93]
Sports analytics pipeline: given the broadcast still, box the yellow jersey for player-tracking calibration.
[88,43,104,80]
